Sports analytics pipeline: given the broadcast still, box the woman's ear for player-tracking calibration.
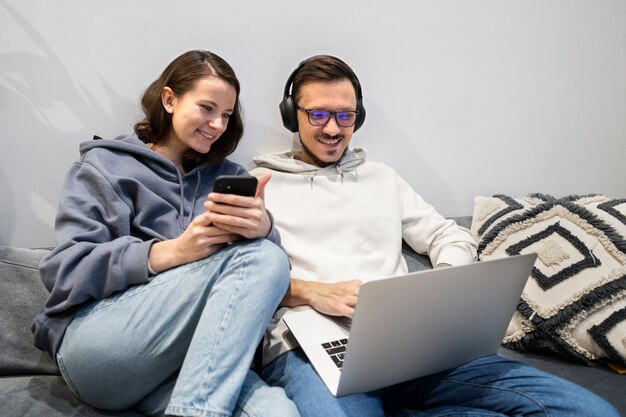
[161,87,175,114]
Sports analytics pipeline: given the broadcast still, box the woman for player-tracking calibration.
[32,50,299,417]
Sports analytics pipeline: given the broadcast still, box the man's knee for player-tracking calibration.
[237,369,301,417]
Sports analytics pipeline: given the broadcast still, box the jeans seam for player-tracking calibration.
[443,379,550,417]
[197,245,246,410]
[56,353,81,400]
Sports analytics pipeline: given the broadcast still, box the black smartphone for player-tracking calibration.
[212,175,258,197]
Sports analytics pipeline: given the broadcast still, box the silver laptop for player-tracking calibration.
[283,253,536,397]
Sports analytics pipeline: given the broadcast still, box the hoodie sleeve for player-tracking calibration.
[396,174,477,266]
[39,159,154,317]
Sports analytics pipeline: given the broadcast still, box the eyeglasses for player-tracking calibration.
[296,105,359,128]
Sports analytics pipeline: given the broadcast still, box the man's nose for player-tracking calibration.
[322,117,341,136]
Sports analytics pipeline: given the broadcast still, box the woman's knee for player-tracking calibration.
[239,239,290,292]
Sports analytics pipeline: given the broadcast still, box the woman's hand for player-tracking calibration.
[148,211,241,274]
[204,172,273,239]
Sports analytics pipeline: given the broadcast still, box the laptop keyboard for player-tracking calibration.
[322,338,349,369]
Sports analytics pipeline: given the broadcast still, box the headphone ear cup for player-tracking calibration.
[279,95,299,133]
[354,100,366,132]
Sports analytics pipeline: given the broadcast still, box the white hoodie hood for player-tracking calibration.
[253,147,367,189]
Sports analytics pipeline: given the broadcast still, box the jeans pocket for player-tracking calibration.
[56,352,82,400]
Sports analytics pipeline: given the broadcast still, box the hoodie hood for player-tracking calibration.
[80,134,192,181]
[253,147,367,176]
[253,147,367,188]
[79,134,222,232]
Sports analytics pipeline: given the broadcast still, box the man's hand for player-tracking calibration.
[283,278,362,318]
[204,173,273,239]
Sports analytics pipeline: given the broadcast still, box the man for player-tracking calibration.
[250,55,619,417]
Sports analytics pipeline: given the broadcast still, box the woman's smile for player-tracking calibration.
[196,128,216,141]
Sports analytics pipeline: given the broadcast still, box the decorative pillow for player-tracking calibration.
[471,194,626,367]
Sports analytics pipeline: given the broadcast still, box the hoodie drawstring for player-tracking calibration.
[306,163,355,188]
[176,171,185,230]
[177,170,201,230]
[335,165,344,185]
[187,171,201,228]
[309,171,317,189]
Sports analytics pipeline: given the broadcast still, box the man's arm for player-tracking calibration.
[395,174,477,267]
[281,278,362,318]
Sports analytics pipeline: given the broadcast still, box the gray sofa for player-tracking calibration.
[1,218,624,416]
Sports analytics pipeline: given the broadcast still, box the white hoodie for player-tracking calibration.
[251,147,477,364]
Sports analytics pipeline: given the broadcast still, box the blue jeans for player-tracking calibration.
[263,348,620,417]
[56,239,300,417]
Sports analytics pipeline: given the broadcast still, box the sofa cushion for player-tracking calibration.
[0,375,144,417]
[0,246,59,376]
[471,194,626,366]
[499,346,626,413]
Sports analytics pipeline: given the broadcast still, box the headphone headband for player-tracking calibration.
[279,55,366,133]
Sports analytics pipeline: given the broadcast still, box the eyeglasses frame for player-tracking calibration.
[296,105,359,128]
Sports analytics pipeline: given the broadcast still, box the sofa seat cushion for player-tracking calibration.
[0,246,58,376]
[498,347,626,413]
[0,375,143,417]
[471,194,626,367]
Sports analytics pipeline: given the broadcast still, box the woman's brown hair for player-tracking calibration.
[134,50,244,171]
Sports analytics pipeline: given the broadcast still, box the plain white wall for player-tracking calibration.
[2,0,625,248]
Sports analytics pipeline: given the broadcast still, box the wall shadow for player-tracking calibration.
[1,1,135,247]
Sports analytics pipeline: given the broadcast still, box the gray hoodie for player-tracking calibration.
[32,135,281,357]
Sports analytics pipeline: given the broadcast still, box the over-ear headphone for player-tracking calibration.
[279,55,366,133]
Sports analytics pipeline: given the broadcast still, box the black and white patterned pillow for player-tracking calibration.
[471,194,626,366]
